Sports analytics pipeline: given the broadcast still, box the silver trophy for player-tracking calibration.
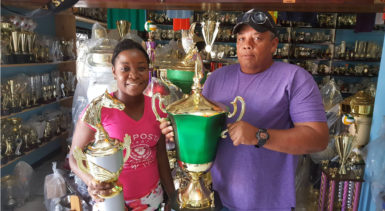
[201,19,220,57]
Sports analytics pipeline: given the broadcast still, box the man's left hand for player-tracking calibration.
[227,121,258,146]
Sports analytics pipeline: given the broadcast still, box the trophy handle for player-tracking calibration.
[122,134,131,163]
[152,93,167,121]
[221,96,246,138]
[73,147,90,174]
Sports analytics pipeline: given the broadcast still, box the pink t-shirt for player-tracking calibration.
[83,94,166,200]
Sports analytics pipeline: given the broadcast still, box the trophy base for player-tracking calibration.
[94,190,125,211]
[170,191,222,211]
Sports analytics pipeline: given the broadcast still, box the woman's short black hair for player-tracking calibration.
[111,39,150,65]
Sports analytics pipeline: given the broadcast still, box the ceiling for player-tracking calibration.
[2,0,385,13]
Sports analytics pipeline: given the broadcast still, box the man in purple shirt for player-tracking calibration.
[161,9,328,211]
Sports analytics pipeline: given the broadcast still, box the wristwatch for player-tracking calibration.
[255,128,269,148]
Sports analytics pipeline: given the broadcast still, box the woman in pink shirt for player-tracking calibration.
[69,39,174,210]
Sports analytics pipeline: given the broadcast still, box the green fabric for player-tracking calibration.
[107,8,146,31]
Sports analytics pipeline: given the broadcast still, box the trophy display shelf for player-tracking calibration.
[1,131,69,177]
[75,15,107,28]
[0,96,73,120]
[0,60,76,68]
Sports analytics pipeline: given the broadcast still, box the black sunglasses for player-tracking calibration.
[237,10,275,30]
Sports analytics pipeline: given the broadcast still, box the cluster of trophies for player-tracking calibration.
[194,12,240,26]
[0,15,76,64]
[332,63,379,77]
[290,30,332,44]
[1,109,71,165]
[147,12,173,25]
[337,14,357,29]
[292,46,332,59]
[215,27,236,42]
[318,90,374,210]
[72,7,107,22]
[1,71,75,116]
[292,59,379,77]
[152,29,182,40]
[334,40,382,61]
[208,44,236,60]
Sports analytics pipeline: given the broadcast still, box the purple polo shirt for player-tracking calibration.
[202,62,326,211]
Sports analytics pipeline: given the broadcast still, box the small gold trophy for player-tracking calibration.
[73,91,131,211]
[116,20,131,40]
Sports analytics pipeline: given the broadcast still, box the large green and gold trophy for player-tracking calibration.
[73,91,131,211]
[152,58,245,209]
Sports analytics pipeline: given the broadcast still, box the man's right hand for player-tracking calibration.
[160,120,174,142]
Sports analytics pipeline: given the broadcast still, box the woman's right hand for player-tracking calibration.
[87,177,114,202]
[160,120,174,142]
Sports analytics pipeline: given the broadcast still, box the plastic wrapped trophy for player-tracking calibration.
[347,90,374,165]
[349,91,374,148]
[166,23,202,95]
[73,91,131,211]
[152,57,245,209]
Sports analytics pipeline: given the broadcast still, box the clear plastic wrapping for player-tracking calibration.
[12,161,34,206]
[363,117,385,210]
[310,79,343,163]
[44,162,67,211]
[320,78,343,111]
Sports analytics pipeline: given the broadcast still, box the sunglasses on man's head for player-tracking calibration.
[237,10,275,29]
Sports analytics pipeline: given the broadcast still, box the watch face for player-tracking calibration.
[259,132,268,140]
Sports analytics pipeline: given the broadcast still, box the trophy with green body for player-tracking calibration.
[152,59,245,209]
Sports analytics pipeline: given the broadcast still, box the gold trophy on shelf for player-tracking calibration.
[73,91,131,211]
[116,20,131,40]
[152,57,245,210]
[335,132,354,175]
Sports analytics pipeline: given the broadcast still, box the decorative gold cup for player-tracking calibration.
[116,20,131,39]
[335,134,354,175]
[73,91,131,211]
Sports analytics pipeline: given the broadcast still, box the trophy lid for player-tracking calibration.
[86,39,115,67]
[350,90,374,116]
[166,92,226,117]
[166,58,227,117]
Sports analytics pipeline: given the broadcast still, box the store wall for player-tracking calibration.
[359,33,385,211]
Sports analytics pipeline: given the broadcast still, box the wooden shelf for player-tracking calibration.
[0,60,75,68]
[1,132,69,177]
[1,96,73,120]
[75,15,107,27]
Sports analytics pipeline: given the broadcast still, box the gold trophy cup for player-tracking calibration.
[116,20,131,39]
[73,91,131,211]
[335,134,354,175]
